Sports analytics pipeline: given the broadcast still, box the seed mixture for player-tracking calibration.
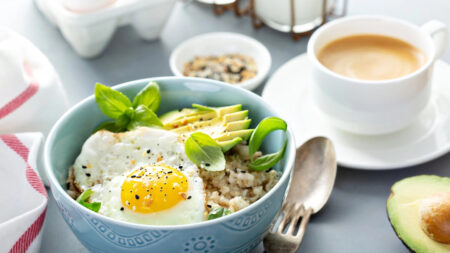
[183,54,258,84]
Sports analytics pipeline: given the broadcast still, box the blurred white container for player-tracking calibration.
[34,0,177,58]
[254,0,338,33]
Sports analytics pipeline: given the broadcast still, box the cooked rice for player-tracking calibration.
[200,143,278,213]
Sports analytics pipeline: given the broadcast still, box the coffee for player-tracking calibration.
[317,34,426,81]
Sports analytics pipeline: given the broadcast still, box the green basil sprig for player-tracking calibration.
[185,132,225,171]
[248,117,287,171]
[208,207,231,220]
[76,189,101,212]
[94,82,163,133]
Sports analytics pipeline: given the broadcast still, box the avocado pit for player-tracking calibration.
[419,192,450,244]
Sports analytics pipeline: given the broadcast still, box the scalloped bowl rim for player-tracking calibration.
[44,76,295,231]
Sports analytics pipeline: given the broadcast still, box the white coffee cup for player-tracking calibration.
[307,15,448,135]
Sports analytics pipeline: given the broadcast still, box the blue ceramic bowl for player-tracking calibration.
[44,77,296,253]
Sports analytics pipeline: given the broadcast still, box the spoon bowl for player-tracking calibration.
[286,136,337,213]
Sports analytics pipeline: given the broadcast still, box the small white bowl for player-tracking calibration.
[170,32,272,91]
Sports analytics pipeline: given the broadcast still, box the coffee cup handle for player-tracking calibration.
[421,20,448,60]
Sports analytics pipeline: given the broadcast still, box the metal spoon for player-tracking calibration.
[263,137,337,253]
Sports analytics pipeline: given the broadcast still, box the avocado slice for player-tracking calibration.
[387,175,450,253]
[217,137,243,152]
[162,104,251,150]
[160,108,197,125]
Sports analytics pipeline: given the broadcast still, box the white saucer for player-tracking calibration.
[262,54,450,170]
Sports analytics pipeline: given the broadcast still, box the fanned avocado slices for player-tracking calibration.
[160,104,253,151]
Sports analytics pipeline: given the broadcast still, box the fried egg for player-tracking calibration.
[72,127,206,225]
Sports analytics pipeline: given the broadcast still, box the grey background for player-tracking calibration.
[1,0,450,252]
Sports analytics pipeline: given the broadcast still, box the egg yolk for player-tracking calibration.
[121,165,188,213]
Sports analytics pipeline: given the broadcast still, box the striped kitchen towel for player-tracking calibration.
[0,133,48,253]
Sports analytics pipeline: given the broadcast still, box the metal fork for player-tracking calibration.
[263,202,313,253]
[263,137,337,253]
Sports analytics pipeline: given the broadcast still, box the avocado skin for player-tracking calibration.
[386,175,450,253]
[386,198,416,253]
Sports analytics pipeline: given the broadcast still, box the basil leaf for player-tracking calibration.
[208,207,231,220]
[76,189,101,212]
[249,141,287,171]
[93,120,124,133]
[248,117,287,161]
[116,114,131,128]
[95,83,132,119]
[192,104,215,111]
[127,105,163,130]
[185,132,225,171]
[248,117,287,171]
[132,81,161,112]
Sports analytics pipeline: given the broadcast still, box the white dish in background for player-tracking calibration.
[195,0,236,4]
[170,32,271,91]
[262,53,450,170]
[34,0,176,58]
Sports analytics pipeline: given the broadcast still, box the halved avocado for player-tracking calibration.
[387,175,450,253]
[162,104,252,150]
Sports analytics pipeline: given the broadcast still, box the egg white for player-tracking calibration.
[72,127,206,225]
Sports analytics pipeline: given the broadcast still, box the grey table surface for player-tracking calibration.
[1,0,450,252]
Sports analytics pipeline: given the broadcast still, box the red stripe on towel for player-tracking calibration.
[0,63,39,120]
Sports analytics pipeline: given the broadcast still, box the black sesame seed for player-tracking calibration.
[187,196,192,199]
[178,108,183,112]
[168,171,173,174]
[207,204,212,208]
[146,149,151,154]
[85,173,91,177]
[178,165,183,169]
[131,175,136,178]
[205,163,210,167]
[82,165,87,169]
[135,194,140,200]
[120,207,124,211]
[146,189,149,192]
[241,170,246,173]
